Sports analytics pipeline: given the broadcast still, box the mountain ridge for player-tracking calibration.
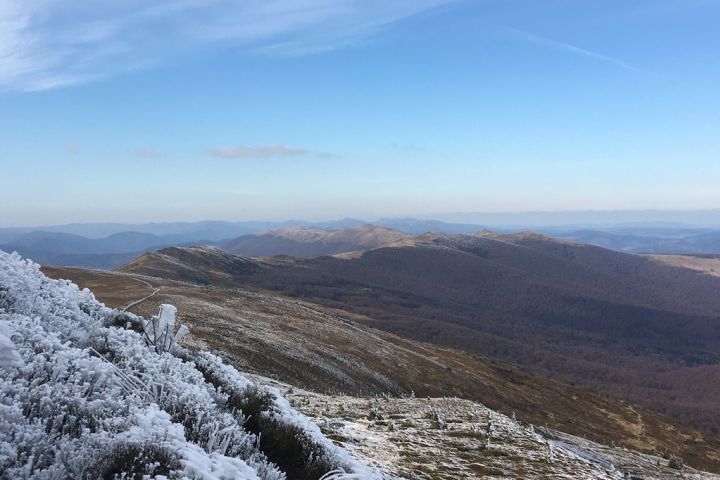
[116,234,720,441]
[220,225,410,258]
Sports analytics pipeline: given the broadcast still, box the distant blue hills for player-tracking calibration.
[2,213,720,269]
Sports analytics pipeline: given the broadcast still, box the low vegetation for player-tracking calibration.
[45,261,720,474]
[0,251,379,479]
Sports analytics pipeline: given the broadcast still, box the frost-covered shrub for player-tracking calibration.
[0,286,12,313]
[98,442,181,478]
[251,417,337,480]
[0,252,279,479]
[193,353,380,480]
[0,250,382,480]
[104,310,144,333]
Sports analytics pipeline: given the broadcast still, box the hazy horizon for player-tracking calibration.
[3,208,720,230]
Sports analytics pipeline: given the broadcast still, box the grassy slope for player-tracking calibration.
[44,265,720,473]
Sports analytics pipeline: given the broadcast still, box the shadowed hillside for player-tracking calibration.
[118,233,720,440]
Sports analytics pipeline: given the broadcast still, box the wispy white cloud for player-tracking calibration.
[507,28,637,72]
[0,0,457,92]
[210,144,310,159]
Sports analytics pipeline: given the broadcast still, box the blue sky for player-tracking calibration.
[1,0,719,226]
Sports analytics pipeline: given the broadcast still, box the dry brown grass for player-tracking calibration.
[43,265,720,473]
[646,254,720,278]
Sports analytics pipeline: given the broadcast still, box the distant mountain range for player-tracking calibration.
[3,218,720,269]
[0,220,487,268]
[0,231,206,269]
[222,224,720,257]
[0,218,487,241]
[553,228,720,253]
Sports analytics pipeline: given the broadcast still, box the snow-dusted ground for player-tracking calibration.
[264,380,720,480]
[0,250,382,479]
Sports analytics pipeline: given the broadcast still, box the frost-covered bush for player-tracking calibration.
[143,304,189,354]
[193,353,380,480]
[0,251,382,480]
[0,251,278,479]
[0,286,12,313]
[103,310,144,333]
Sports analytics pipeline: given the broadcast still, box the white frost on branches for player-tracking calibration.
[143,304,189,353]
[0,325,23,370]
[0,250,382,479]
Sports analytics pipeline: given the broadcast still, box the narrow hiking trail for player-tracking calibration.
[121,276,161,312]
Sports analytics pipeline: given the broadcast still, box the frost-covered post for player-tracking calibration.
[434,409,447,430]
[547,441,555,463]
[485,419,494,448]
[143,304,189,353]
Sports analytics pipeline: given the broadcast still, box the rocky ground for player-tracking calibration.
[264,380,720,480]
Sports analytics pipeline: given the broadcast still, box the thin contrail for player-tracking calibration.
[506,27,638,72]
